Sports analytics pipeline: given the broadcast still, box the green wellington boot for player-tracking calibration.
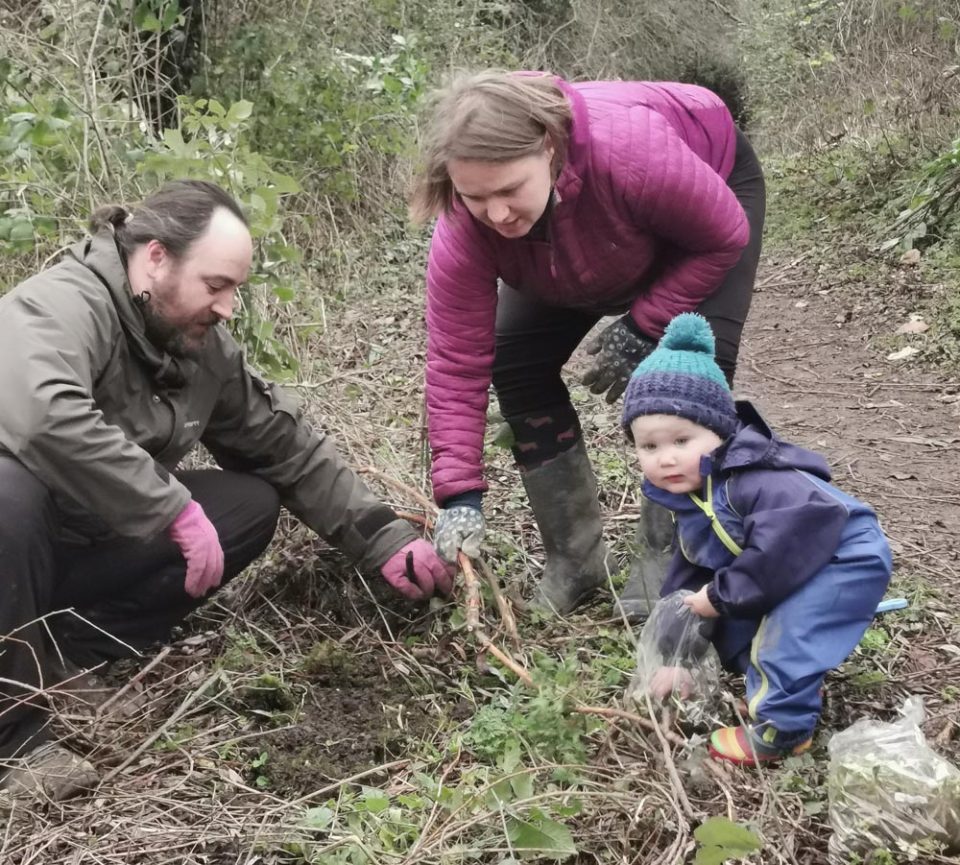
[522,440,614,615]
[615,498,675,623]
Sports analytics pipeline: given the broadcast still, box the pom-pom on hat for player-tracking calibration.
[621,313,738,440]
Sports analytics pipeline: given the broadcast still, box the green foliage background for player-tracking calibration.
[1,0,959,370]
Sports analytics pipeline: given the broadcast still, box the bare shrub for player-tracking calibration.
[744,0,960,152]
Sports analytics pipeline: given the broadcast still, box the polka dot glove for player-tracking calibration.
[434,505,486,563]
[582,315,657,403]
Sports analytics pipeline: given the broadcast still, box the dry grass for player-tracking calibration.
[3,2,960,861]
[3,238,960,864]
[743,0,960,152]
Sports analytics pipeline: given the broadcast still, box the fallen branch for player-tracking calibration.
[644,692,695,819]
[358,466,436,515]
[477,558,520,647]
[458,552,483,632]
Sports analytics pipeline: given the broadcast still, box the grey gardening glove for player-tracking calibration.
[434,492,486,563]
[582,315,657,403]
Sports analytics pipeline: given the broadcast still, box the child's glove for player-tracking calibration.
[655,590,716,662]
[434,504,485,563]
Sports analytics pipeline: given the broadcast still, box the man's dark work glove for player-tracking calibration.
[582,315,657,403]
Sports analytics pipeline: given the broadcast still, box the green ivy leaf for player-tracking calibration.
[226,100,254,125]
[270,173,301,195]
[206,99,227,119]
[160,0,181,30]
[301,805,334,830]
[693,817,761,863]
[510,771,534,801]
[138,12,162,32]
[361,787,390,814]
[9,220,35,244]
[506,816,577,859]
[694,848,730,865]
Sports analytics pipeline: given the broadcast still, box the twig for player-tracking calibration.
[644,692,695,819]
[265,760,410,814]
[703,760,738,820]
[395,510,432,528]
[99,669,223,785]
[458,552,482,632]
[358,465,436,514]
[477,558,520,647]
[474,629,534,687]
[95,646,172,719]
[574,704,685,746]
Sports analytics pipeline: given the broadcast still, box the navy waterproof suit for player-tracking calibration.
[644,403,892,747]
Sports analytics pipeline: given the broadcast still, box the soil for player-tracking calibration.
[248,646,430,795]
[239,236,960,797]
[230,557,469,796]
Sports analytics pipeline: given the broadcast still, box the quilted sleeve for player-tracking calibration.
[425,215,499,504]
[621,108,750,337]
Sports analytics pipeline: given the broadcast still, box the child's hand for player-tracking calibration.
[649,666,696,701]
[683,585,719,618]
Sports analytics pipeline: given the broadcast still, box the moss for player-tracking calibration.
[300,639,361,685]
[236,673,297,712]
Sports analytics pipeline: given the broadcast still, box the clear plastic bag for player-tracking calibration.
[827,696,960,860]
[625,590,721,721]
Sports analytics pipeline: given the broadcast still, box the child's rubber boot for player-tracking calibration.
[708,725,812,767]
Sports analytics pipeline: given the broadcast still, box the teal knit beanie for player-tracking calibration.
[621,313,738,439]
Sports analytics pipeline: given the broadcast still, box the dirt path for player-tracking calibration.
[740,250,960,596]
[736,248,960,759]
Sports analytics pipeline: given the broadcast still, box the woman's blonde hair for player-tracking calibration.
[409,70,572,223]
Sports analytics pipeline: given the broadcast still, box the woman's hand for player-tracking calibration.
[582,315,657,402]
[434,504,486,563]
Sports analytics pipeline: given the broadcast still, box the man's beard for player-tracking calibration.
[139,292,214,361]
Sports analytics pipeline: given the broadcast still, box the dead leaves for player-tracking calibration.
[895,315,929,335]
[887,315,929,361]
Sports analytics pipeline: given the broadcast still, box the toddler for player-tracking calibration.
[621,313,892,765]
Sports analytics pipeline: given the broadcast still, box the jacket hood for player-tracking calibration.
[713,401,832,480]
[641,401,833,508]
[66,232,187,388]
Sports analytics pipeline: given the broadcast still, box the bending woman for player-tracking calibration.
[411,70,765,617]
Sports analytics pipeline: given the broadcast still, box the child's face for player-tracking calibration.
[631,414,723,494]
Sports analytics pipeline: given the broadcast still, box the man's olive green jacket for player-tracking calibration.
[0,231,415,570]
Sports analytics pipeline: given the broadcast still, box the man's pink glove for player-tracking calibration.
[380,539,455,600]
[168,500,225,599]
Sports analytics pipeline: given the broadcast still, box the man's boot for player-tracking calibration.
[521,440,613,615]
[615,499,675,623]
[1,742,99,802]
